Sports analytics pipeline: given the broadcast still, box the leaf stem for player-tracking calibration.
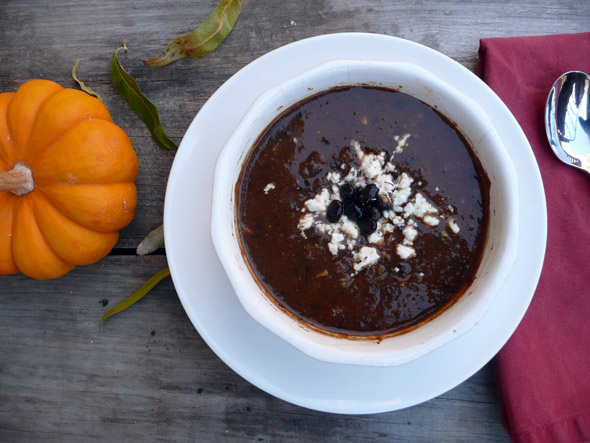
[72,57,103,102]
[101,267,171,328]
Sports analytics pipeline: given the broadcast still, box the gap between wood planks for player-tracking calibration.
[109,248,167,256]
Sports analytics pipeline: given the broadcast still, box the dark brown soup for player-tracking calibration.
[237,86,489,336]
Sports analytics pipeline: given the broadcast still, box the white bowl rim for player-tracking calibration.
[211,58,519,366]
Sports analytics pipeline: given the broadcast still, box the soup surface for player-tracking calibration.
[237,86,489,336]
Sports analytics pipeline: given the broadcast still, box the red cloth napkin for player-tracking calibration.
[477,33,590,443]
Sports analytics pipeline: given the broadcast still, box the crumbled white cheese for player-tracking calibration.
[382,223,395,234]
[394,133,411,153]
[304,188,330,212]
[298,213,314,231]
[327,171,341,184]
[391,173,413,211]
[367,230,383,244]
[328,232,346,255]
[389,214,405,227]
[344,167,358,182]
[402,224,418,245]
[396,244,416,259]
[412,193,438,218]
[448,219,460,234]
[313,220,331,235]
[368,218,395,244]
[353,246,380,272]
[263,183,276,194]
[374,172,395,195]
[299,213,362,257]
[423,215,440,227]
[398,173,413,189]
[340,218,359,239]
[330,185,340,199]
[296,137,457,276]
[355,142,386,180]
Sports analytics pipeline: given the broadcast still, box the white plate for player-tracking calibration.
[164,33,547,414]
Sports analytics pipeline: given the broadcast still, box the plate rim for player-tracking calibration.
[164,32,547,414]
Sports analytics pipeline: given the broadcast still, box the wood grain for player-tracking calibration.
[1,0,587,248]
[1,0,589,440]
[0,257,507,442]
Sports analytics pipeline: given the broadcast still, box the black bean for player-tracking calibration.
[357,218,377,235]
[397,262,412,276]
[375,194,391,211]
[339,183,355,202]
[344,203,363,221]
[360,204,372,220]
[360,204,380,221]
[358,184,379,205]
[326,200,343,223]
[370,206,381,221]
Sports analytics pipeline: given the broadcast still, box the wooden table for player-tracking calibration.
[1,1,587,440]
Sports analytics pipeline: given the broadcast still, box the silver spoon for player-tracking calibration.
[545,70,590,174]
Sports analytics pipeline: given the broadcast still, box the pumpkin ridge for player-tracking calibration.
[26,88,112,161]
[6,80,64,161]
[35,183,137,228]
[31,191,119,265]
[0,192,18,275]
[35,186,83,227]
[29,115,114,160]
[36,182,137,233]
[27,193,70,264]
[11,195,74,279]
[30,118,137,185]
[0,92,16,168]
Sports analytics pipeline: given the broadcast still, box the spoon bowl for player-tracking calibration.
[545,71,590,173]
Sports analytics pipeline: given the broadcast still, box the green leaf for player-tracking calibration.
[72,57,103,102]
[101,267,171,327]
[111,41,178,151]
[144,0,244,67]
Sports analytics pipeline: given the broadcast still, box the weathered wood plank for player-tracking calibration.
[1,0,589,440]
[1,0,587,247]
[0,256,508,442]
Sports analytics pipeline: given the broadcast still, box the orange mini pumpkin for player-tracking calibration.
[0,79,138,279]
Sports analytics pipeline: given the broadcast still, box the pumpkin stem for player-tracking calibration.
[0,163,34,196]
